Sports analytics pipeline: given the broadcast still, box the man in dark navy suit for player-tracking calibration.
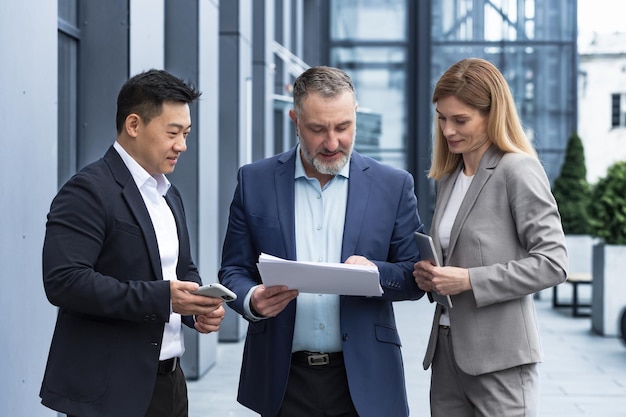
[40,69,225,417]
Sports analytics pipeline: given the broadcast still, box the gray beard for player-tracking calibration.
[298,131,354,176]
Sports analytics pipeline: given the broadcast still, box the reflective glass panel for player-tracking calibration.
[331,0,406,41]
[333,48,407,169]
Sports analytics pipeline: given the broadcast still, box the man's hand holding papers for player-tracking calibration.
[256,253,383,297]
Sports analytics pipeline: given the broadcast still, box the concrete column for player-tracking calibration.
[252,0,276,160]
[218,0,254,342]
[164,0,221,379]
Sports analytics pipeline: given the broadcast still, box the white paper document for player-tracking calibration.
[256,253,383,297]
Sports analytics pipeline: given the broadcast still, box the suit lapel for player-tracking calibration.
[341,152,371,262]
[446,145,503,260]
[430,166,459,263]
[105,147,164,281]
[165,191,189,279]
[164,191,183,240]
[275,149,297,260]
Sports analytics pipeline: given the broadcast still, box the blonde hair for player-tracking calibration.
[429,58,537,179]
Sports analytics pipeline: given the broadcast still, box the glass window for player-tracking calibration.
[332,47,405,65]
[329,0,408,169]
[331,0,406,41]
[454,0,573,41]
[431,0,576,183]
[611,93,626,128]
[332,50,407,168]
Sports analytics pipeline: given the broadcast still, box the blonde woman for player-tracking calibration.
[414,58,568,417]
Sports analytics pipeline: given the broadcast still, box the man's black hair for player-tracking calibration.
[116,69,201,133]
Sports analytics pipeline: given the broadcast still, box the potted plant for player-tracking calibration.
[552,132,592,236]
[589,160,626,336]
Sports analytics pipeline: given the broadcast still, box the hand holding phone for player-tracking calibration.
[193,283,237,302]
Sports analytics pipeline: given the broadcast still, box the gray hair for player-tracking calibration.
[292,66,356,115]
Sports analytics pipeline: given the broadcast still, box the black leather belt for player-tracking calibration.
[292,351,343,366]
[157,357,179,374]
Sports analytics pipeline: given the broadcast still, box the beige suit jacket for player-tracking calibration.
[423,145,568,375]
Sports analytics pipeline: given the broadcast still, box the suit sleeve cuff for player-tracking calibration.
[244,285,266,321]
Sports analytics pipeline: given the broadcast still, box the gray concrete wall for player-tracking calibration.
[0,2,226,414]
[195,0,222,376]
[0,1,59,415]
[167,0,222,379]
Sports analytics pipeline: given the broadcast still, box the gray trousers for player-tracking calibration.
[430,326,539,417]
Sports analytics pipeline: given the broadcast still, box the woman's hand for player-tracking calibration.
[413,261,471,296]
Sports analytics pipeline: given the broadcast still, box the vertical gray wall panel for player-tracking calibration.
[0,1,59,415]
[78,0,130,167]
[165,0,200,262]
[252,0,275,161]
[164,0,219,380]
[410,0,434,230]
[218,0,254,342]
[195,0,222,377]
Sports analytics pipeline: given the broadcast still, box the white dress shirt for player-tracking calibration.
[114,141,184,360]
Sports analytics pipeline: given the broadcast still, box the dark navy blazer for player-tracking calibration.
[40,146,201,417]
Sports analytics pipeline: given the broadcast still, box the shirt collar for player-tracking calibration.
[113,141,171,196]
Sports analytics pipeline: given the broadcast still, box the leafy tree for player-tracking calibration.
[589,160,626,245]
[552,132,591,234]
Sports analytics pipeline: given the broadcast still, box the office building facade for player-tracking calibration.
[1,0,575,414]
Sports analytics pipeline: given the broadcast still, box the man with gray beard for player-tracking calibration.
[219,66,425,417]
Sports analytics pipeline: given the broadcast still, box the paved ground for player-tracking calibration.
[188,285,626,416]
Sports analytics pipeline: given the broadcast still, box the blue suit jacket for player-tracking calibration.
[219,147,425,417]
[40,146,201,417]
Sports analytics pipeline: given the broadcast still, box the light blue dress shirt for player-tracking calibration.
[291,146,349,353]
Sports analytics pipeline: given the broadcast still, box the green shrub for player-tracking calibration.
[552,133,591,235]
[589,161,626,245]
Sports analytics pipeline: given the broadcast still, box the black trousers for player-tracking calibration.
[276,353,359,417]
[144,362,188,417]
[68,361,188,417]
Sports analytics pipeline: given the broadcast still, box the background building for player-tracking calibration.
[578,32,626,183]
[1,0,577,415]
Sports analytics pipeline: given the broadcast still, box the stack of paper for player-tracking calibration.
[256,253,383,296]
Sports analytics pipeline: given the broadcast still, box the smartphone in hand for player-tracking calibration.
[193,283,237,302]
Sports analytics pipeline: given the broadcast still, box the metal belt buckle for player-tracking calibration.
[307,353,329,366]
